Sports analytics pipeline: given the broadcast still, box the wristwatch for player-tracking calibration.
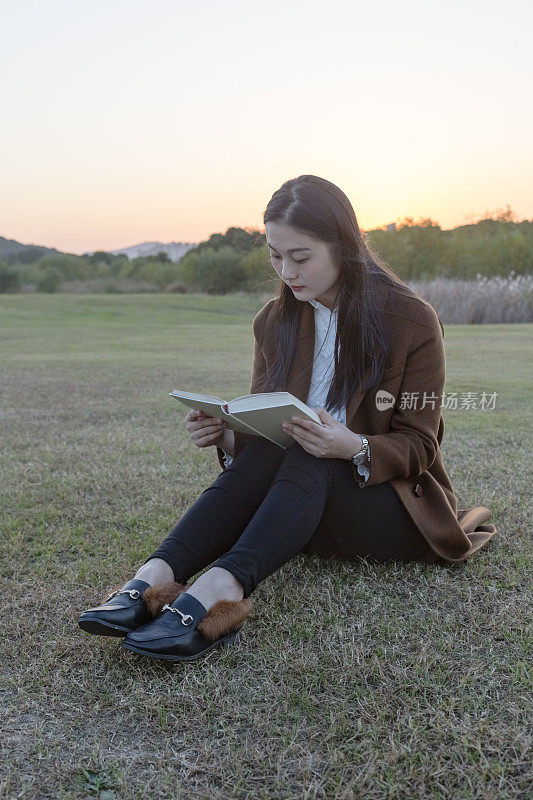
[350,434,369,466]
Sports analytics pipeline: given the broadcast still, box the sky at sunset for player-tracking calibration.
[1,0,531,254]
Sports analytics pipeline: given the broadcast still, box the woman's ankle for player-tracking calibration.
[185,567,244,611]
[134,558,175,587]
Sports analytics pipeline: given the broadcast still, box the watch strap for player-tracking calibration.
[350,434,369,464]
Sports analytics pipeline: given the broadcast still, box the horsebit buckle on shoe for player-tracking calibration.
[105,588,141,602]
[162,603,194,626]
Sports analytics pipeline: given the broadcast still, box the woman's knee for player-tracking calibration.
[233,437,286,467]
[215,438,286,494]
[274,442,332,492]
[281,441,331,468]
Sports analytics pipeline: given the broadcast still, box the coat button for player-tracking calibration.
[414,483,423,496]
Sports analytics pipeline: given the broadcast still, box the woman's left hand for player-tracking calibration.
[282,408,363,460]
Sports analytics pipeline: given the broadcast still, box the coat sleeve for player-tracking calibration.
[359,303,445,486]
[216,303,272,471]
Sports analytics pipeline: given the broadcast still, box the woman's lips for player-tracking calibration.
[289,285,305,291]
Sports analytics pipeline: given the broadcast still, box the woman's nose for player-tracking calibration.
[280,261,298,280]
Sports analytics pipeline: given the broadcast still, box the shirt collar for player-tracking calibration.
[308,298,337,314]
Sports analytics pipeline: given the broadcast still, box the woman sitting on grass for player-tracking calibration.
[79,174,496,662]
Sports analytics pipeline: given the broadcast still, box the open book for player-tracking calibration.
[169,389,324,448]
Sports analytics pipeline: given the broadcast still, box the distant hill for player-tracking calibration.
[0,235,62,264]
[105,241,197,262]
[0,235,198,265]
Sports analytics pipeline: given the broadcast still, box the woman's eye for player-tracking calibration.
[270,254,308,264]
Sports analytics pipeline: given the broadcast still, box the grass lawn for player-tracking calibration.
[1,293,531,800]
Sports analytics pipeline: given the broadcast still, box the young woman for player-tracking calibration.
[78,175,496,662]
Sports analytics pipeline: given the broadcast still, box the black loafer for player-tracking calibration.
[78,579,187,638]
[78,579,152,637]
[122,592,250,662]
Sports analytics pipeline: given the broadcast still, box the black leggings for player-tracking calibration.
[146,438,439,598]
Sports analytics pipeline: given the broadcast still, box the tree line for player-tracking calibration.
[1,210,532,293]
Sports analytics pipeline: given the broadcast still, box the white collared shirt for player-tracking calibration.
[306,297,346,425]
[221,297,370,485]
[305,298,369,485]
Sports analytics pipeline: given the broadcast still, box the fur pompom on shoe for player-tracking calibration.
[197,598,253,641]
[142,581,188,618]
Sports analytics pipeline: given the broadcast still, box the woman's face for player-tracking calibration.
[265,221,341,310]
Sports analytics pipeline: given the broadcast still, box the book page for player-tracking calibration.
[229,392,322,424]
[169,390,226,405]
[229,391,293,407]
[228,400,324,447]
[169,390,262,436]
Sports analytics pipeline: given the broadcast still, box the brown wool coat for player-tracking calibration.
[216,280,497,563]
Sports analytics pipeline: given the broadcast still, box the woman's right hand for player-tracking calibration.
[185,408,228,448]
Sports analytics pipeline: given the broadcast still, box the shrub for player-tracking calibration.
[180,246,247,293]
[0,262,20,292]
[240,246,277,293]
[36,268,62,293]
[35,253,93,281]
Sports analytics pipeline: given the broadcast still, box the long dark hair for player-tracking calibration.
[260,174,413,415]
